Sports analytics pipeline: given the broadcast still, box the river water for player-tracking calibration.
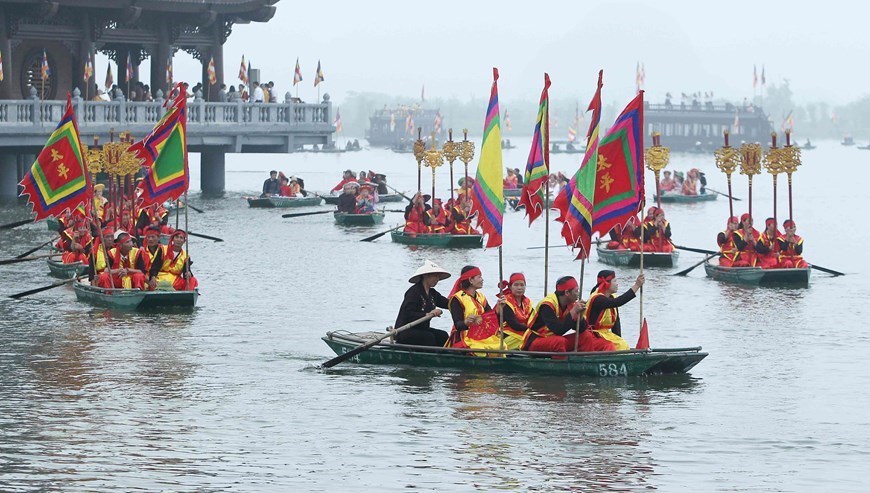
[0,140,866,492]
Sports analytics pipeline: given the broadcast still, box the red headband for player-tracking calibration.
[596,272,616,292]
[740,213,752,222]
[765,218,777,227]
[556,277,578,292]
[499,273,526,295]
[727,216,738,227]
[783,219,796,228]
[171,230,187,240]
[449,267,482,298]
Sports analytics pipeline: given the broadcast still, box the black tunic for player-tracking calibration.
[395,282,449,330]
[262,178,280,196]
[586,289,636,337]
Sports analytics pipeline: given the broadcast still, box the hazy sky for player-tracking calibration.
[120,0,866,106]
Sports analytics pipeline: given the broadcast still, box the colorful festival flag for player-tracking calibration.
[83,55,93,83]
[433,111,442,134]
[41,49,51,80]
[334,107,342,133]
[19,94,92,221]
[238,55,248,84]
[126,52,133,81]
[166,57,173,86]
[590,90,645,240]
[567,126,577,143]
[553,70,603,258]
[314,60,324,87]
[105,64,113,90]
[0,50,4,82]
[293,58,303,85]
[636,318,650,349]
[207,56,217,85]
[470,67,505,248]
[753,65,758,89]
[518,73,551,225]
[129,84,189,207]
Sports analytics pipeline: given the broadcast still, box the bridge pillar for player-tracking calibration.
[0,153,18,198]
[200,149,225,197]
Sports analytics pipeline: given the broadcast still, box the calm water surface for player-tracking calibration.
[0,140,866,491]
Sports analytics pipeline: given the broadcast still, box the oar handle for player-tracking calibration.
[321,313,437,368]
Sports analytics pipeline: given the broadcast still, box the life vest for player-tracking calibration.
[584,290,630,350]
[522,293,571,349]
[502,294,533,350]
[447,290,502,353]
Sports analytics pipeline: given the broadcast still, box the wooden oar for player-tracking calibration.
[384,209,406,213]
[811,264,845,277]
[673,253,720,276]
[9,275,86,299]
[16,238,56,259]
[0,218,35,230]
[282,210,333,219]
[674,245,719,256]
[384,183,412,202]
[321,313,436,368]
[187,231,224,242]
[706,188,742,201]
[361,224,403,242]
[188,203,205,213]
[0,253,54,266]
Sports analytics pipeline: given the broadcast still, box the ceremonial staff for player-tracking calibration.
[714,130,740,218]
[780,129,802,220]
[459,129,475,195]
[645,132,669,252]
[442,129,459,202]
[412,128,425,194]
[763,132,785,222]
[739,141,762,217]
[423,133,444,214]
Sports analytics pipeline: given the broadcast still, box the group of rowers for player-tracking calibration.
[53,184,198,291]
[402,181,479,236]
[395,260,645,354]
[605,206,675,253]
[717,214,806,268]
[659,168,707,196]
[261,171,307,198]
[330,169,391,215]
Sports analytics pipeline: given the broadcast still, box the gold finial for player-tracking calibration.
[645,132,670,173]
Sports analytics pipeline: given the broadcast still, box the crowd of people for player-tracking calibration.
[605,206,674,253]
[401,179,478,236]
[53,183,198,292]
[261,170,308,197]
[394,260,645,354]
[659,168,707,195]
[717,214,806,269]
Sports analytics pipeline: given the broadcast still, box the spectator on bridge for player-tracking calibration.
[268,82,277,103]
[262,82,270,104]
[227,86,239,102]
[218,84,228,103]
[252,82,264,103]
[238,84,249,102]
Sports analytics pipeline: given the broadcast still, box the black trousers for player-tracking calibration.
[396,328,449,347]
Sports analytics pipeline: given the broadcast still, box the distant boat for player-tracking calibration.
[798,140,815,150]
[366,107,442,148]
[842,136,855,146]
[645,101,772,152]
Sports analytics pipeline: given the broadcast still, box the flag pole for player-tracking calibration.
[498,245,505,350]
[543,179,550,297]
[638,204,644,336]
[184,190,191,290]
[573,256,585,352]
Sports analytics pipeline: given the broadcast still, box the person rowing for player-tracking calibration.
[96,230,147,290]
[393,260,451,347]
[262,170,280,197]
[521,276,587,353]
[337,182,359,213]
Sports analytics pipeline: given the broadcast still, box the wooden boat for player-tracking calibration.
[391,230,483,248]
[654,191,717,203]
[597,244,679,268]
[842,137,855,146]
[73,280,199,309]
[334,211,385,226]
[858,144,870,151]
[704,260,811,287]
[323,193,404,205]
[246,196,323,208]
[47,257,87,279]
[323,331,707,376]
[798,142,816,150]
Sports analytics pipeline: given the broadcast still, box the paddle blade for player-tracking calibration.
[281,210,332,219]
[361,225,400,242]
[9,276,82,299]
[0,218,35,230]
[187,231,224,242]
[636,318,650,349]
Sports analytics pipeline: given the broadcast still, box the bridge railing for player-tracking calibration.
[0,87,333,130]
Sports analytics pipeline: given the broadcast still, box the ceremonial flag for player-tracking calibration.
[421,84,425,102]
[636,318,650,349]
[166,57,173,86]
[126,52,133,81]
[635,61,644,93]
[83,55,93,83]
[553,70,603,258]
[470,67,505,248]
[314,60,324,87]
[41,49,50,80]
[334,107,342,133]
[518,73,551,225]
[207,56,217,85]
[293,58,303,85]
[0,50,4,82]
[753,65,758,89]
[732,111,739,134]
[761,65,766,85]
[129,84,189,207]
[503,110,512,132]
[590,91,645,240]
[433,111,442,134]
[105,64,114,90]
[405,111,412,134]
[567,126,577,143]
[238,55,247,84]
[19,94,92,221]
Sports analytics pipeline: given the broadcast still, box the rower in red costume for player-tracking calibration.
[331,169,357,192]
[59,220,93,264]
[734,213,761,267]
[778,219,807,268]
[96,230,147,290]
[583,270,645,351]
[521,276,591,353]
[717,216,742,267]
[498,273,534,350]
[755,217,782,269]
[642,207,674,252]
[403,192,431,236]
[426,198,451,234]
[607,216,639,250]
[140,227,165,290]
[157,230,198,290]
[449,192,479,235]
[446,265,502,351]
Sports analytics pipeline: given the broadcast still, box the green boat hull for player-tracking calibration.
[504,188,522,198]
[654,192,717,203]
[247,196,324,208]
[704,261,811,287]
[322,332,707,377]
[334,212,385,226]
[73,282,199,310]
[391,230,483,248]
[47,258,87,279]
[597,245,679,268]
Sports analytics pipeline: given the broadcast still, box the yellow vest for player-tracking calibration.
[584,290,630,350]
[502,294,533,350]
[448,290,503,355]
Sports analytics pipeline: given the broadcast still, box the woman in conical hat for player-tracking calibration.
[394,260,452,347]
